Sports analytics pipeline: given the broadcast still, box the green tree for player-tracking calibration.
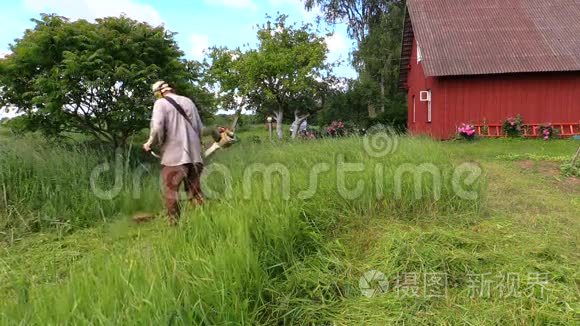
[304,0,397,45]
[318,78,375,126]
[0,14,212,148]
[304,0,405,120]
[206,15,334,139]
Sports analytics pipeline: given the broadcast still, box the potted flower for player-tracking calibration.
[502,115,524,137]
[457,123,476,140]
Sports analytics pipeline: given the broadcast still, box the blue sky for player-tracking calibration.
[0,0,357,78]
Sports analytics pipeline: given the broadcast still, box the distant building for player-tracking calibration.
[399,0,580,139]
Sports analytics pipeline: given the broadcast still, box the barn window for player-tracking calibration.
[417,43,423,63]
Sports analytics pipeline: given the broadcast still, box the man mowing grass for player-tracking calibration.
[143,81,205,225]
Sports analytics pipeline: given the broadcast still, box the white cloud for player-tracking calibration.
[0,107,20,120]
[191,33,209,60]
[325,32,347,54]
[205,0,258,11]
[0,51,10,59]
[23,0,163,26]
[325,32,351,67]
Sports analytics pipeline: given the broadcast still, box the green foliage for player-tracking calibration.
[495,153,570,162]
[353,2,406,107]
[317,80,370,126]
[206,14,334,138]
[0,14,212,147]
[304,1,407,124]
[0,115,29,135]
[304,0,402,44]
[317,78,406,129]
[0,135,162,235]
[502,115,524,137]
[560,162,579,177]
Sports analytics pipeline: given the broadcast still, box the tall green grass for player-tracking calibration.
[0,134,162,237]
[0,132,484,324]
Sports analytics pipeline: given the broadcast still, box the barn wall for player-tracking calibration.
[406,38,580,139]
[406,38,444,137]
[438,72,580,138]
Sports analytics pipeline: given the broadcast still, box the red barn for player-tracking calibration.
[399,0,580,139]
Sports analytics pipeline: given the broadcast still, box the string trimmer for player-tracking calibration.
[151,108,240,159]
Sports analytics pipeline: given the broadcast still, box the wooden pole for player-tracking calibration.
[571,145,580,166]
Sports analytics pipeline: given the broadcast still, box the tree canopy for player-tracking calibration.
[0,14,212,147]
[304,0,399,45]
[206,15,335,139]
[303,0,406,124]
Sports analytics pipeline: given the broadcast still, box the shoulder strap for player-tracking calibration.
[164,96,193,127]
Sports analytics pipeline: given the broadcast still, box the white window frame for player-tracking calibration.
[419,90,432,123]
[417,43,423,63]
[427,89,432,123]
[412,96,416,123]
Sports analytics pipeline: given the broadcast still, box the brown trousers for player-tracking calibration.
[161,163,204,219]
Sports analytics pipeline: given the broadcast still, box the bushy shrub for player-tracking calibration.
[502,115,524,137]
[538,123,559,140]
[457,123,476,140]
[326,120,346,137]
[324,121,366,138]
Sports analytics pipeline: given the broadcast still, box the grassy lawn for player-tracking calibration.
[0,128,578,324]
[330,139,579,324]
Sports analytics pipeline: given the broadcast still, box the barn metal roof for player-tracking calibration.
[402,0,580,78]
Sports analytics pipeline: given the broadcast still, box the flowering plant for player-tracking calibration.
[299,129,317,140]
[502,115,524,137]
[481,118,489,136]
[457,123,476,140]
[326,120,346,137]
[538,124,558,140]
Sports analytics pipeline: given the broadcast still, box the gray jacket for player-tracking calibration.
[148,93,204,166]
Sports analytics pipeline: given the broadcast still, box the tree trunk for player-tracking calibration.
[380,73,385,113]
[291,110,309,139]
[112,137,119,151]
[368,103,377,119]
[275,110,283,139]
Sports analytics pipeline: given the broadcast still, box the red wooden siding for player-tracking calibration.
[406,38,440,137]
[406,39,580,139]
